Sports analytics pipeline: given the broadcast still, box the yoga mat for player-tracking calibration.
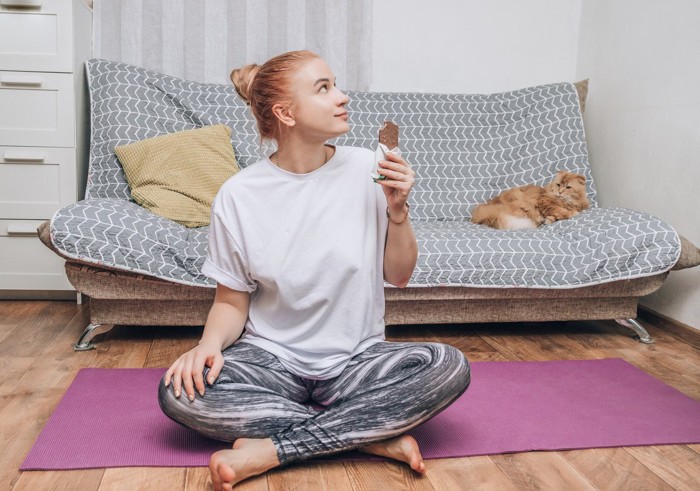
[21,359,700,470]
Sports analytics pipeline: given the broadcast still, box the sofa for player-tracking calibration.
[39,59,700,350]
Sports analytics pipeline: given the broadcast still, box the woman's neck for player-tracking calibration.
[273,137,332,174]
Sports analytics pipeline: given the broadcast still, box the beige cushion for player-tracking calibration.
[115,125,239,227]
[574,79,589,113]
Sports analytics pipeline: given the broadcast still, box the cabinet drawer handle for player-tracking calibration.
[7,224,39,236]
[0,0,43,8]
[3,151,46,162]
[0,75,43,86]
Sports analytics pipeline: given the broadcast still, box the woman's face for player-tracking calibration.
[286,58,350,141]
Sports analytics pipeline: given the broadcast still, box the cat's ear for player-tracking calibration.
[575,175,586,185]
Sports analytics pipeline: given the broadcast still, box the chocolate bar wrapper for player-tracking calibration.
[371,143,401,181]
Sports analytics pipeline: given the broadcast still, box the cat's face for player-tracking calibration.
[546,171,587,202]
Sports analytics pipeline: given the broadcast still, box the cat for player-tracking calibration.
[471,171,590,230]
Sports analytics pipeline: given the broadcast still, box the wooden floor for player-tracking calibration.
[1,300,699,490]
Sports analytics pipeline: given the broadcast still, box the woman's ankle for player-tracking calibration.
[233,437,281,469]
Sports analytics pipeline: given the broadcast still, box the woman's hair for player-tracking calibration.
[230,50,320,141]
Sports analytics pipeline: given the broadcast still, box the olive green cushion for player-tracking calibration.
[115,125,239,227]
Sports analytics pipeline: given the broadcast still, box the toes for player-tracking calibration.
[218,461,237,483]
[209,460,222,490]
[403,436,426,473]
[413,459,426,474]
[210,451,237,491]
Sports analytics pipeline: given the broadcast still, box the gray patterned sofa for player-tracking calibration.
[39,59,700,349]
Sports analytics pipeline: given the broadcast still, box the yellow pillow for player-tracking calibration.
[115,125,239,227]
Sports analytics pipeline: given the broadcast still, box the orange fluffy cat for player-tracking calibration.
[471,171,590,230]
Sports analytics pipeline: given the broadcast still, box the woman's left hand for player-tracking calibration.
[377,152,416,212]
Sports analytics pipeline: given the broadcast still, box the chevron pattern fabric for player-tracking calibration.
[49,59,680,288]
[84,60,271,201]
[412,208,679,288]
[52,199,211,286]
[335,87,597,221]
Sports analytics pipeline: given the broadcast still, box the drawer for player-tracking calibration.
[0,0,73,72]
[0,71,75,147]
[0,219,73,290]
[0,146,76,219]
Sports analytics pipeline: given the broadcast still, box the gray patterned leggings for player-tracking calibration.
[158,341,471,466]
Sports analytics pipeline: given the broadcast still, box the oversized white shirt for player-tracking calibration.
[202,145,389,379]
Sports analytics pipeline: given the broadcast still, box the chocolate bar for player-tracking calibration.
[372,121,400,181]
[379,121,399,150]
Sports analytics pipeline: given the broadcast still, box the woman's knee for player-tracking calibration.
[157,376,179,419]
[157,375,230,440]
[437,344,471,394]
[157,375,198,425]
[406,342,470,388]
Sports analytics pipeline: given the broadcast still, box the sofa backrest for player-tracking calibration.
[85,59,597,220]
[85,59,265,201]
[336,88,598,219]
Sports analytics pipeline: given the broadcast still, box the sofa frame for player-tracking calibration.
[60,259,668,350]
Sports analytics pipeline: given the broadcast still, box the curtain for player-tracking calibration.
[93,0,373,90]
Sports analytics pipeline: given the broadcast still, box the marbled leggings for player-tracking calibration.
[158,341,471,466]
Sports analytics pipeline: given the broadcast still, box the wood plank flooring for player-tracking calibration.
[2,299,699,490]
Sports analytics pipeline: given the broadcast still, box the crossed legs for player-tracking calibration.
[159,341,470,489]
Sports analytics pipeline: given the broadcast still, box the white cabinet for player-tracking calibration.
[0,0,92,297]
[0,147,76,218]
[0,72,75,146]
[0,0,73,72]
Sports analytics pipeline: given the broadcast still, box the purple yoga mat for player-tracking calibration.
[21,359,700,470]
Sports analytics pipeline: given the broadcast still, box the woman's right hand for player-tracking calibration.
[164,339,224,401]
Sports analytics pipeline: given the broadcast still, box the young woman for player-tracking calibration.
[159,50,471,490]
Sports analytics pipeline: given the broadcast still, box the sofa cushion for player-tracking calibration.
[114,124,239,227]
[411,209,679,288]
[49,200,680,289]
[52,199,211,286]
[84,59,596,221]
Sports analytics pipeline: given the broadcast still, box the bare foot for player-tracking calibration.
[209,438,280,491]
[359,434,426,474]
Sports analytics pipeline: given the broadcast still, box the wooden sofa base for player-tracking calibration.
[86,296,639,327]
[65,261,666,330]
[384,297,638,324]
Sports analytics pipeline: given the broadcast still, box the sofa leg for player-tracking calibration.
[615,318,653,344]
[73,323,114,351]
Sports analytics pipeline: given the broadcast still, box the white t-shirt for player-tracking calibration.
[202,145,389,379]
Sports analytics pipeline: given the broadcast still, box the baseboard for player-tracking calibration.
[0,290,78,301]
[638,306,700,349]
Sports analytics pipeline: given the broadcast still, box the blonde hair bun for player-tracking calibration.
[230,64,261,104]
[228,51,320,141]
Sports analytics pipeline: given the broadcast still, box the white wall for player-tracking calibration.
[371,0,699,328]
[576,0,700,328]
[372,0,582,93]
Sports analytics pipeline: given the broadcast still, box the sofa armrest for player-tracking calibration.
[37,219,67,258]
[671,235,700,271]
[45,199,212,286]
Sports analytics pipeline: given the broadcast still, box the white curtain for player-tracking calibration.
[93,0,373,90]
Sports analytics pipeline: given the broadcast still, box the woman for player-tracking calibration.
[159,50,470,490]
